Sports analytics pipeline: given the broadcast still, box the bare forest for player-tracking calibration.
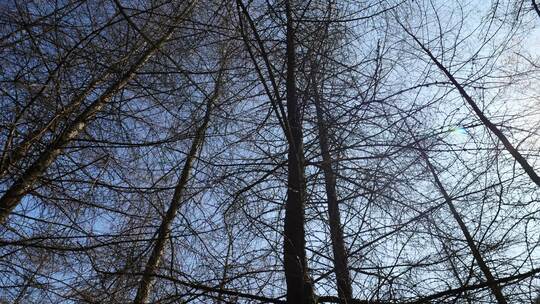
[2,0,540,303]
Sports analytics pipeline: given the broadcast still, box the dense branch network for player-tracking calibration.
[1,0,540,303]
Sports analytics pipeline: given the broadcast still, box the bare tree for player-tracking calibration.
[2,0,540,303]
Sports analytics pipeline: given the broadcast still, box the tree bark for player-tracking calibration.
[313,80,353,304]
[533,0,540,19]
[0,23,132,179]
[283,1,315,303]
[402,25,540,187]
[0,3,196,225]
[410,132,508,304]
[133,54,224,304]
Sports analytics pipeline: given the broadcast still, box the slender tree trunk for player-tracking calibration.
[133,57,224,304]
[312,80,353,304]
[412,138,508,304]
[283,1,314,303]
[303,3,352,301]
[402,26,540,187]
[0,76,105,178]
[0,3,196,225]
[0,24,128,178]
[533,0,540,19]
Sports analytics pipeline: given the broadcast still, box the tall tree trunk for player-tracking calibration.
[0,22,134,179]
[401,26,540,187]
[409,128,508,304]
[312,80,353,304]
[305,3,352,301]
[423,154,507,304]
[533,0,540,19]
[0,3,196,225]
[0,76,104,178]
[283,1,314,303]
[133,59,224,303]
